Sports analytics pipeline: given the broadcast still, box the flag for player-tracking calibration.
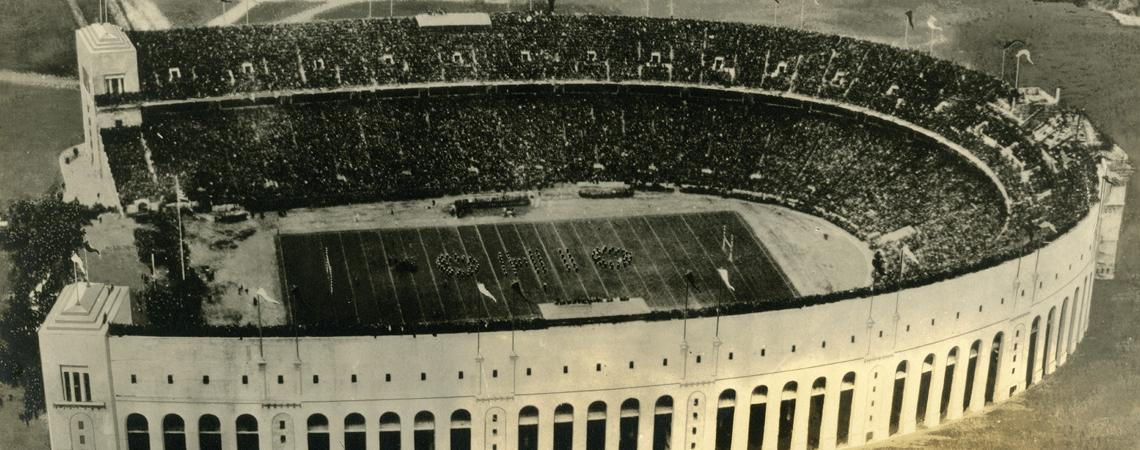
[1016,49,1034,65]
[926,15,943,31]
[904,10,915,28]
[1003,39,1026,50]
[717,268,735,292]
[902,245,919,265]
[477,282,498,303]
[255,288,281,305]
[71,253,86,275]
[83,242,101,255]
[683,270,700,292]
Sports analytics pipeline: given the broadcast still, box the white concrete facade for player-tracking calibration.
[40,206,1101,450]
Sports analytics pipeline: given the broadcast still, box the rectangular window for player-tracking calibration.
[313,375,319,384]
[458,371,464,380]
[526,368,532,376]
[60,368,94,402]
[351,374,358,383]
[277,375,284,384]
[385,373,391,382]
[62,372,72,401]
[202,375,210,385]
[167,375,174,384]
[242,375,249,385]
[103,75,125,95]
[130,374,137,384]
[492,370,498,378]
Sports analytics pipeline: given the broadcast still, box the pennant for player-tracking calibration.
[902,245,919,265]
[1016,49,1034,65]
[717,268,735,292]
[904,10,915,29]
[70,253,87,275]
[83,242,101,255]
[477,282,498,303]
[926,15,943,31]
[255,288,281,305]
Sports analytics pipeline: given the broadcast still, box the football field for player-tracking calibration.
[277,210,797,326]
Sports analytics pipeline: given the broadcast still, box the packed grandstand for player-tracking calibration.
[96,13,1101,302]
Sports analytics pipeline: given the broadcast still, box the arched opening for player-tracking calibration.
[271,413,293,450]
[1057,298,1070,365]
[963,340,981,410]
[987,331,1005,403]
[889,361,907,435]
[619,399,640,450]
[747,386,767,450]
[345,413,367,450]
[70,413,94,450]
[519,406,540,450]
[807,377,826,449]
[163,414,187,450]
[715,390,736,450]
[940,347,958,418]
[837,373,856,446]
[916,354,935,426]
[415,411,435,450]
[307,414,330,450]
[450,410,472,450]
[652,396,673,450]
[587,401,607,450]
[1026,317,1041,388]
[1068,287,1081,353]
[777,381,797,450]
[198,415,222,450]
[554,403,574,450]
[1044,307,1057,375]
[236,414,259,450]
[126,413,150,450]
[379,413,401,450]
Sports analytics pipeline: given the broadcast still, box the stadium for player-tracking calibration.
[38,11,1130,450]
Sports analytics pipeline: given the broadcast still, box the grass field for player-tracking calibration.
[278,210,794,326]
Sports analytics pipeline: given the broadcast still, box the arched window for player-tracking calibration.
[940,348,959,418]
[1027,316,1041,388]
[715,390,736,450]
[1057,298,1070,365]
[162,414,186,450]
[652,396,673,450]
[748,386,768,450]
[807,378,826,449]
[450,410,472,450]
[198,415,222,450]
[619,399,639,450]
[987,331,1005,402]
[519,406,540,450]
[345,413,366,450]
[837,373,856,445]
[916,354,935,426]
[963,340,982,410]
[307,414,330,450]
[778,382,798,450]
[554,403,574,450]
[379,412,401,450]
[586,401,607,450]
[236,414,259,450]
[414,411,435,450]
[889,361,907,435]
[126,414,150,450]
[1068,288,1081,353]
[1044,306,1057,374]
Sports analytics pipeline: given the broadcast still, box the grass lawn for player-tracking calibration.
[0,83,81,205]
[0,0,81,75]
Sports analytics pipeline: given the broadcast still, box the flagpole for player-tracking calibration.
[929,28,935,54]
[174,176,186,281]
[799,0,805,29]
[903,21,909,48]
[773,2,778,26]
[255,296,264,359]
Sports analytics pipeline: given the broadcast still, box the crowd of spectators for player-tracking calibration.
[98,13,1101,289]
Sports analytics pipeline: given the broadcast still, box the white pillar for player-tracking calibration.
[541,408,555,450]
[760,398,779,450]
[730,399,750,450]
[572,407,587,450]
[944,353,968,421]
[898,365,920,435]
[817,381,841,450]
[968,339,992,412]
[789,386,810,450]
[924,358,945,428]
[606,403,620,450]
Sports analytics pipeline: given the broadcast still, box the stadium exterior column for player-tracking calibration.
[923,356,946,428]
[148,413,162,450]
[1057,307,1071,367]
[471,406,486,450]
[1031,323,1046,385]
[760,392,780,450]
[636,399,653,450]
[817,377,841,450]
[403,416,415,450]
[366,415,380,450]
[944,350,968,421]
[730,396,750,450]
[606,402,620,450]
[868,367,891,444]
[967,339,992,412]
[1045,313,1060,376]
[898,365,920,434]
[329,418,344,450]
[789,383,811,450]
[670,398,686,450]
[540,407,555,450]
[186,419,200,450]
[438,416,451,450]
[573,404,588,450]
[844,372,869,448]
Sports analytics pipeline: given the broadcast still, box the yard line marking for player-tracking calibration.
[353,232,384,324]
[374,232,407,326]
[455,227,494,320]
[601,219,658,302]
[572,220,630,296]
[733,213,800,297]
[640,216,701,309]
[518,223,573,304]
[274,235,297,325]
[613,218,682,307]
[335,233,362,324]
[551,221,609,300]
[415,228,449,318]
[681,214,748,306]
[493,225,540,317]
[656,216,715,307]
[391,231,429,324]
[472,225,511,318]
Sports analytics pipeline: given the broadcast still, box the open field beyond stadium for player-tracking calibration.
[278,210,796,326]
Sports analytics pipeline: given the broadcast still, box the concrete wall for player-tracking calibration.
[38,207,1099,450]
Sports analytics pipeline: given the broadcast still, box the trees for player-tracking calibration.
[0,194,97,422]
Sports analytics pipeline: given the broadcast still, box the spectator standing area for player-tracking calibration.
[277,211,795,326]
